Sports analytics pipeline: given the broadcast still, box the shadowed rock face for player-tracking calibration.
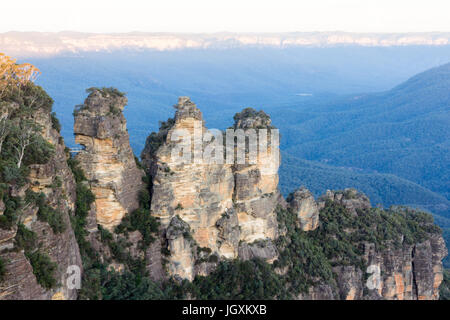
[298,191,448,301]
[287,187,319,231]
[0,102,81,300]
[322,235,447,300]
[74,89,144,230]
[141,98,282,280]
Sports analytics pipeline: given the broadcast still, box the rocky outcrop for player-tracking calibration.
[287,187,319,231]
[141,99,282,280]
[74,88,144,230]
[142,97,236,280]
[231,108,280,246]
[165,216,196,281]
[318,188,371,215]
[328,237,447,300]
[0,101,81,300]
[310,192,448,301]
[238,239,278,263]
[366,234,446,300]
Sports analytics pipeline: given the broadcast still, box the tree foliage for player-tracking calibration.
[0,53,40,99]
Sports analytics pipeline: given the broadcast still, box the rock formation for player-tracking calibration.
[297,189,447,300]
[231,108,281,245]
[141,99,282,280]
[287,187,319,231]
[311,232,447,300]
[141,97,236,280]
[73,88,145,230]
[0,96,81,300]
[318,188,371,215]
[1,86,447,300]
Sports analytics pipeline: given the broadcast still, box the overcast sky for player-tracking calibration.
[2,0,450,33]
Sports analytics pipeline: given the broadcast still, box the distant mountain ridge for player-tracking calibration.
[2,31,450,57]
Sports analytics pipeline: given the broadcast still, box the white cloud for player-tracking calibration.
[1,0,450,33]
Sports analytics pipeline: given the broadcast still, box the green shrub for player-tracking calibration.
[50,112,61,132]
[100,269,166,300]
[37,204,66,233]
[142,118,175,156]
[14,224,37,252]
[116,208,159,248]
[22,135,54,166]
[1,163,29,186]
[67,154,96,262]
[13,224,57,289]
[25,190,66,234]
[0,194,20,229]
[190,259,285,299]
[86,87,125,98]
[0,257,6,282]
[26,250,58,289]
[138,189,151,210]
[67,157,87,183]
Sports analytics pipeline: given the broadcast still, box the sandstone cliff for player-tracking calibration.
[231,108,281,247]
[73,88,145,230]
[0,90,81,300]
[292,188,447,300]
[141,99,282,280]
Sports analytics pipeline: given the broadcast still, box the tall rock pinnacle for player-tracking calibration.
[73,88,144,230]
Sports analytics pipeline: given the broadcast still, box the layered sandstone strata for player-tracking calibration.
[73,88,144,230]
[0,101,81,300]
[141,98,236,280]
[231,108,281,245]
[141,99,282,280]
[299,190,447,300]
[304,235,447,300]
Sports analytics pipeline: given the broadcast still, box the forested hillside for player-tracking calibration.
[272,64,450,266]
[272,63,450,205]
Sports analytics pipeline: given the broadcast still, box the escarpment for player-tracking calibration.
[0,85,81,300]
[287,190,447,300]
[1,83,447,300]
[73,88,145,230]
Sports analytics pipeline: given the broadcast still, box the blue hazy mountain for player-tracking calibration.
[272,63,450,210]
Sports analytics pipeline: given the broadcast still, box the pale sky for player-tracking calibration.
[2,0,450,33]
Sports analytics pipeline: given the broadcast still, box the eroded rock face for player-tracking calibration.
[238,239,278,263]
[74,89,144,230]
[165,216,196,281]
[329,238,447,300]
[287,187,319,231]
[0,103,81,300]
[312,192,448,301]
[232,109,280,246]
[141,98,236,280]
[141,99,282,280]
